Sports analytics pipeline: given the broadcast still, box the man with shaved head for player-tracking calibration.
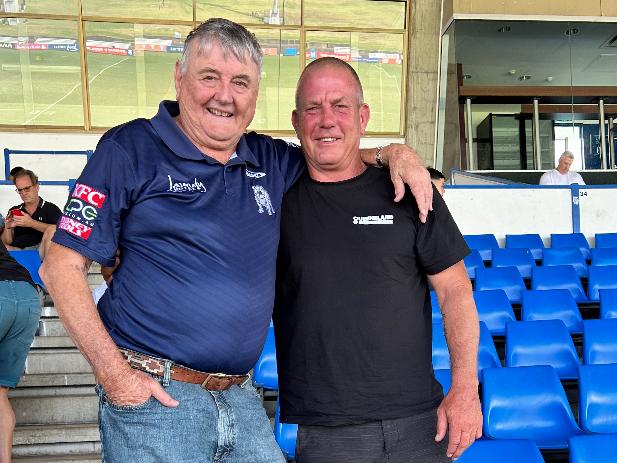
[539,150,586,185]
[274,57,482,462]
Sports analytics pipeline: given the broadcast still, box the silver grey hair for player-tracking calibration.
[560,150,575,160]
[179,18,263,74]
[295,57,364,109]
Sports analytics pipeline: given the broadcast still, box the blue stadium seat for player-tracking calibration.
[492,248,536,279]
[521,289,582,334]
[550,233,591,260]
[458,439,545,463]
[473,289,516,336]
[582,319,617,365]
[8,250,45,289]
[252,326,278,391]
[433,322,500,377]
[542,247,588,278]
[505,233,545,261]
[482,366,583,449]
[587,265,617,301]
[595,232,617,249]
[569,434,617,463]
[274,401,297,460]
[591,248,617,266]
[505,320,579,379]
[578,363,617,433]
[430,290,441,322]
[600,289,617,319]
[434,369,451,395]
[463,234,499,262]
[475,267,526,304]
[464,249,484,280]
[531,265,587,303]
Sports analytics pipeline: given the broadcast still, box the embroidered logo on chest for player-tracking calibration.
[167,175,207,193]
[252,186,275,215]
[353,215,394,225]
[246,170,266,178]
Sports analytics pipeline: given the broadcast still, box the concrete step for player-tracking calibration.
[10,386,98,425]
[87,273,104,287]
[12,442,101,459]
[31,336,75,348]
[38,319,67,337]
[41,306,58,318]
[25,348,91,375]
[14,423,99,446]
[18,373,95,388]
[13,454,100,463]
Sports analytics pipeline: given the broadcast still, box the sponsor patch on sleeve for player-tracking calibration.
[58,216,92,240]
[72,183,106,209]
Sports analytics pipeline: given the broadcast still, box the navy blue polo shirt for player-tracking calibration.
[53,101,304,374]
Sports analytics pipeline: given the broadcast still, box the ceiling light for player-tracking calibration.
[497,26,511,33]
[508,70,517,75]
[565,27,579,36]
[546,76,553,82]
[519,75,532,81]
[462,74,472,80]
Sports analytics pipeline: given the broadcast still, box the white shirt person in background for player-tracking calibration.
[539,151,586,185]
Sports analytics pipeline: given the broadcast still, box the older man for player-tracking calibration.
[40,19,431,463]
[2,169,61,260]
[274,57,482,462]
[539,150,585,185]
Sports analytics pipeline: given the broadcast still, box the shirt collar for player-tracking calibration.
[150,101,260,167]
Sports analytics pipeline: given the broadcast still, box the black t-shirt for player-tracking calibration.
[273,168,469,426]
[9,198,62,248]
[0,241,36,287]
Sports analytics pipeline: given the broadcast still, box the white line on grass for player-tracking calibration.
[24,57,130,125]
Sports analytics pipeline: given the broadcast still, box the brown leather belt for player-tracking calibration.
[119,348,249,391]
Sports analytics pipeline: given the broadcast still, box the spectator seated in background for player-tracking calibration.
[1,169,62,261]
[539,151,585,186]
[428,167,446,196]
[0,233,42,462]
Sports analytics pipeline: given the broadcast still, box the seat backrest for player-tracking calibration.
[458,439,545,463]
[578,364,617,433]
[430,290,441,322]
[591,248,617,266]
[492,248,536,279]
[505,233,545,261]
[8,250,45,288]
[542,247,588,278]
[432,322,449,370]
[463,234,499,261]
[252,326,278,390]
[433,369,451,395]
[595,232,617,249]
[569,434,617,463]
[599,288,617,319]
[582,319,617,365]
[274,401,298,460]
[505,320,580,379]
[482,365,582,449]
[475,267,526,304]
[522,289,582,334]
[433,322,499,375]
[587,265,617,302]
[531,265,587,303]
[473,289,516,335]
[551,233,591,260]
[464,249,484,280]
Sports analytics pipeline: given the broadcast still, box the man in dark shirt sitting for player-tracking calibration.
[274,58,482,462]
[2,169,62,260]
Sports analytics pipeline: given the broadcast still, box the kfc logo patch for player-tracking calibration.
[72,183,106,208]
[59,216,92,240]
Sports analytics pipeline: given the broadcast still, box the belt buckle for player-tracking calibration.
[201,372,232,391]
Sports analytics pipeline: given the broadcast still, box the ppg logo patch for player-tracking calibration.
[63,198,98,227]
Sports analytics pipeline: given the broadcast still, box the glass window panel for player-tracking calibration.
[5,0,78,15]
[249,29,300,132]
[86,22,192,127]
[0,19,83,126]
[304,0,405,29]
[82,0,192,22]
[306,31,403,133]
[196,0,301,26]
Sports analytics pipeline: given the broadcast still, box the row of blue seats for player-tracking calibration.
[433,319,617,383]
[464,232,617,261]
[465,246,617,279]
[472,265,617,303]
[432,288,617,334]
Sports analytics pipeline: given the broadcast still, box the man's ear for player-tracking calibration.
[291,109,299,132]
[359,103,370,135]
[174,61,183,100]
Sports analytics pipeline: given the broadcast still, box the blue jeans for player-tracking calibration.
[0,280,41,388]
[97,375,285,463]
